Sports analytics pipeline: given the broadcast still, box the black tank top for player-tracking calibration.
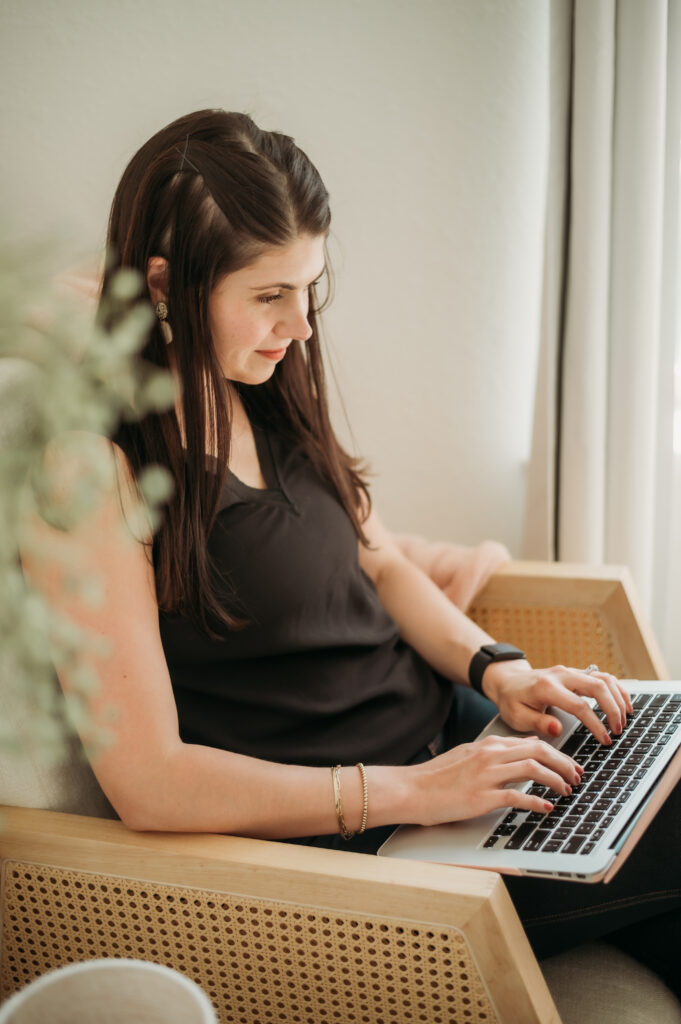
[158,424,452,767]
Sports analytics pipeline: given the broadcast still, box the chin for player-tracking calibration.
[225,366,278,387]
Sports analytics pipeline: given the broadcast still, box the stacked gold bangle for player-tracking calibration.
[331,763,368,840]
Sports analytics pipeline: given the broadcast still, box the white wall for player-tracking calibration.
[0,0,554,553]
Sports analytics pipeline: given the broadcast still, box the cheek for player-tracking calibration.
[211,311,260,357]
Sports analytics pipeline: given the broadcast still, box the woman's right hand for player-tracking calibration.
[406,734,583,827]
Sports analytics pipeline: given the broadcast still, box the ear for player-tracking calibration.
[146,257,169,306]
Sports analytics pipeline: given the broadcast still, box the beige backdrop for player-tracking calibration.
[0,0,558,554]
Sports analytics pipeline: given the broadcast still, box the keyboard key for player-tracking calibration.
[527,783,550,797]
[484,836,499,848]
[582,841,597,854]
[562,835,587,854]
[524,830,551,852]
[506,823,537,850]
[544,840,562,852]
[494,824,517,836]
[526,811,548,824]
[545,804,570,819]
[561,733,587,758]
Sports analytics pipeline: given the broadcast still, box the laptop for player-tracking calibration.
[378,682,681,883]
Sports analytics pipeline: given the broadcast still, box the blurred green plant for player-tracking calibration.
[0,241,176,765]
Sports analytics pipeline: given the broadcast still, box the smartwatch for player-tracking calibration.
[468,642,526,695]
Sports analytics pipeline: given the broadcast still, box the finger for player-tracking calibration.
[618,679,634,714]
[489,787,555,816]
[591,671,628,729]
[577,673,626,734]
[492,758,573,798]
[489,737,582,784]
[560,691,612,744]
[507,704,565,740]
[525,677,613,745]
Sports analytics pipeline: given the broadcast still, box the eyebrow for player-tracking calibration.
[249,266,326,291]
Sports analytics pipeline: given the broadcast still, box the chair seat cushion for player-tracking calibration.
[541,941,681,1024]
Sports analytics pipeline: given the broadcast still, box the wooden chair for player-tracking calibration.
[2,562,680,1024]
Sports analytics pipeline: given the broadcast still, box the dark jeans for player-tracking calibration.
[286,685,681,997]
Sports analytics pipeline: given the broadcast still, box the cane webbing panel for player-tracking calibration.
[468,604,626,677]
[1,862,498,1024]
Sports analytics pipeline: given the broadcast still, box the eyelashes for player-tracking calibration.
[256,279,322,306]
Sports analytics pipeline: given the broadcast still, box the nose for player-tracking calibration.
[274,294,313,343]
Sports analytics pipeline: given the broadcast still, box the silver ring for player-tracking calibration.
[583,664,599,674]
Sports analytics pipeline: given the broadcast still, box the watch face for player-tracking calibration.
[482,643,525,660]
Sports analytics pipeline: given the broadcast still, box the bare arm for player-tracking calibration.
[391,533,511,613]
[359,509,632,742]
[19,444,580,837]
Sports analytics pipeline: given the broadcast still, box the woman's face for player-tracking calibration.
[209,233,326,384]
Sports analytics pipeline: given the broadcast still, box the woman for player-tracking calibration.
[25,110,681,993]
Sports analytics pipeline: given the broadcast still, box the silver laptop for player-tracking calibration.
[378,682,681,883]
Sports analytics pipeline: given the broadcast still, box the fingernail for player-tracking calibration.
[544,801,554,811]
[564,785,572,795]
[573,773,580,785]
[548,721,561,737]
[602,732,612,745]
[574,763,584,775]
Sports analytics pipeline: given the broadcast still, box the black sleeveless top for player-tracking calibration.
[158,424,452,767]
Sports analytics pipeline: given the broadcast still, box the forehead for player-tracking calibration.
[236,234,326,285]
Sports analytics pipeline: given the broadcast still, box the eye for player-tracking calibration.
[257,293,283,305]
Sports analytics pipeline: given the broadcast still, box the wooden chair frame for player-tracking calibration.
[0,562,669,1023]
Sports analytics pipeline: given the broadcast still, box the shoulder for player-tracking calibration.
[25,430,155,550]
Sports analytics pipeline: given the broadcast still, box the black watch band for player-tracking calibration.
[468,642,526,695]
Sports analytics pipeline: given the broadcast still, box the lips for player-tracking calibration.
[257,347,288,361]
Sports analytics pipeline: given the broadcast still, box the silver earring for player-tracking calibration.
[155,301,173,345]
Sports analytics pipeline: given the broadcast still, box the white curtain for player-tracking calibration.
[524,0,681,675]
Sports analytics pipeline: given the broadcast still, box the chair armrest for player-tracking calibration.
[0,805,560,1024]
[468,560,668,680]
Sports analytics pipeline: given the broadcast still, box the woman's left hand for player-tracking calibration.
[481,660,634,744]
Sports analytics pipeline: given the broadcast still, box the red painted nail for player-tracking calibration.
[548,721,561,737]
[543,801,554,811]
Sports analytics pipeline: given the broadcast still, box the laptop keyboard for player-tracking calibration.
[480,692,681,856]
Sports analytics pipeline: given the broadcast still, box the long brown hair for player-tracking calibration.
[101,109,370,635]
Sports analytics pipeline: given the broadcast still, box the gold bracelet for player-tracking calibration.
[331,764,355,840]
[356,762,368,835]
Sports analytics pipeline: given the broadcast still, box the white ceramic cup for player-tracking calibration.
[0,958,217,1024]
